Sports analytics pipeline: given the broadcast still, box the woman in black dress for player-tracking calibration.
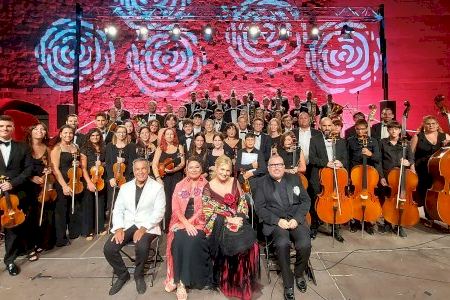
[148,119,160,146]
[268,118,282,155]
[223,123,241,158]
[123,119,137,144]
[411,116,450,213]
[206,133,234,179]
[80,128,106,239]
[136,126,157,161]
[277,131,306,175]
[152,128,185,230]
[188,132,208,178]
[50,125,82,247]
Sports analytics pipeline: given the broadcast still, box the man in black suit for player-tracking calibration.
[309,117,348,241]
[236,133,266,186]
[252,117,272,162]
[0,115,33,276]
[344,112,365,139]
[95,112,114,145]
[254,155,311,300]
[320,94,335,119]
[114,97,131,123]
[290,95,302,125]
[212,108,227,133]
[193,98,213,121]
[223,97,241,124]
[179,119,195,154]
[66,114,85,147]
[371,107,394,141]
[136,100,164,126]
[272,88,290,113]
[184,91,199,118]
[211,93,229,112]
[300,91,320,128]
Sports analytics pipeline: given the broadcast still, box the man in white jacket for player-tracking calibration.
[104,158,165,295]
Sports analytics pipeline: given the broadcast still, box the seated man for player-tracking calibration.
[254,155,311,300]
[104,158,165,295]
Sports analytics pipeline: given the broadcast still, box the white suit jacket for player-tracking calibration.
[111,177,166,235]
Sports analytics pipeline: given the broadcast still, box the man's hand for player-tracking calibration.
[109,178,117,188]
[278,219,290,230]
[251,161,259,169]
[0,181,13,192]
[31,176,44,185]
[380,178,388,186]
[362,148,373,157]
[288,219,298,229]
[133,227,146,243]
[400,158,410,167]
[111,228,124,244]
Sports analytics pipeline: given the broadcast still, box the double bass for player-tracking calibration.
[0,176,25,228]
[425,95,450,225]
[351,135,382,234]
[316,134,353,237]
[382,101,420,231]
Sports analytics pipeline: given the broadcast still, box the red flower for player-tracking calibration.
[223,193,236,206]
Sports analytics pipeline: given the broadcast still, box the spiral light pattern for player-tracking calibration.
[35,18,115,92]
[305,22,381,94]
[126,25,207,97]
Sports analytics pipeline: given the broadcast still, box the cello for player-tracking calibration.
[351,135,382,235]
[382,101,420,232]
[424,95,450,225]
[316,134,353,237]
[0,175,26,228]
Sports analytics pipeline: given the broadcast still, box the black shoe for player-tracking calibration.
[310,228,318,239]
[379,223,392,234]
[109,273,130,295]
[6,263,19,276]
[135,277,147,294]
[349,221,359,233]
[55,239,70,247]
[334,230,345,243]
[284,287,295,300]
[394,226,407,238]
[295,276,307,293]
[364,224,375,235]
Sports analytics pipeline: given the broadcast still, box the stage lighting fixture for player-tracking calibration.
[341,24,354,39]
[136,26,148,40]
[310,26,320,40]
[170,24,181,41]
[203,24,213,41]
[104,25,117,37]
[248,24,261,39]
[279,25,289,40]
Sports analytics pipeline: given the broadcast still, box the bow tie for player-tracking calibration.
[149,114,156,117]
[185,135,193,139]
[254,133,261,137]
[0,141,11,146]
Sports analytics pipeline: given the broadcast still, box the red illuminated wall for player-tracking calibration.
[0,0,449,135]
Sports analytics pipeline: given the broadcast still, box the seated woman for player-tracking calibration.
[202,155,259,300]
[277,131,306,175]
[165,157,211,300]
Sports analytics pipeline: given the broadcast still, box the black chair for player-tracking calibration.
[262,236,316,285]
[110,235,162,287]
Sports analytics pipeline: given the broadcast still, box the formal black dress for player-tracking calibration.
[414,132,446,207]
[171,198,212,288]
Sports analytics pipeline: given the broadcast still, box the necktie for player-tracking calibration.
[0,141,11,146]
[254,133,260,137]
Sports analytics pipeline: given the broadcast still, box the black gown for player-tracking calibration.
[414,131,446,207]
[171,198,212,288]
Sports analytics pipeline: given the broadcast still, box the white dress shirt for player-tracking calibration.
[147,113,157,121]
[0,139,12,167]
[381,123,389,139]
[323,135,333,162]
[254,132,262,150]
[231,109,238,123]
[297,128,312,164]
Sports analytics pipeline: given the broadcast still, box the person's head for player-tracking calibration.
[166,104,173,114]
[193,114,203,126]
[242,95,249,104]
[192,132,206,151]
[355,119,369,137]
[293,95,300,106]
[186,157,203,180]
[214,108,224,120]
[268,155,285,180]
[268,118,282,135]
[26,122,49,145]
[58,124,74,144]
[66,114,78,129]
[280,131,296,149]
[182,119,194,135]
[212,133,224,149]
[298,112,310,128]
[332,119,343,136]
[273,110,283,120]
[133,158,150,184]
[217,94,223,102]
[124,120,135,134]
[281,114,293,129]
[149,120,160,133]
[113,125,128,144]
[204,119,215,133]
[138,126,151,143]
[306,90,312,100]
[248,91,254,101]
[108,107,118,119]
[327,94,333,103]
[353,112,365,122]
[148,100,157,113]
[263,96,270,108]
[177,106,187,119]
[114,97,122,109]
[255,108,265,119]
[225,123,238,139]
[160,128,179,151]
[252,117,264,133]
[164,113,178,128]
[85,128,104,150]
[381,108,394,123]
[320,117,333,138]
[204,90,210,99]
[420,115,441,133]
[190,91,197,102]
[95,112,108,130]
[237,115,248,130]
[276,88,282,97]
[199,98,207,108]
[387,120,402,139]
[214,155,232,182]
[230,97,237,107]
[244,132,256,149]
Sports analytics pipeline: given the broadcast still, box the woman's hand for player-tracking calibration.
[62,185,73,196]
[31,176,44,185]
[87,181,97,193]
[109,178,117,188]
[185,223,198,236]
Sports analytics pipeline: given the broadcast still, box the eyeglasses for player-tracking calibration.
[268,163,285,168]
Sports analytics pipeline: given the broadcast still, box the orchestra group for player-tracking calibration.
[1,89,449,300]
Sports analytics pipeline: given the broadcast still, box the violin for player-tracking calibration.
[68,152,83,214]
[38,155,57,204]
[90,153,105,191]
[158,157,175,178]
[350,135,382,229]
[113,149,126,187]
[382,101,420,229]
[316,135,353,227]
[0,175,25,228]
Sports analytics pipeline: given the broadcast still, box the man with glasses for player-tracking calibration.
[254,155,311,300]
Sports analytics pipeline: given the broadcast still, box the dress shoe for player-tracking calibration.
[295,276,307,293]
[378,222,392,234]
[334,230,345,243]
[6,263,20,276]
[135,277,147,294]
[364,223,375,235]
[394,226,407,238]
[109,272,130,295]
[284,287,295,300]
[310,228,318,239]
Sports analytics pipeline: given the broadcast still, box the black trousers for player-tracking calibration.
[271,224,312,288]
[82,189,105,236]
[103,225,156,280]
[3,223,26,265]
[55,186,82,245]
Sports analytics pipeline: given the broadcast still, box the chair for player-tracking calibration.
[110,235,162,287]
[262,236,316,285]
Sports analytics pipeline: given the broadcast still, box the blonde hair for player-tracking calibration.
[419,115,443,133]
[112,125,128,145]
[212,155,233,179]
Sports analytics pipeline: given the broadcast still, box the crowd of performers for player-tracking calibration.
[1,89,449,300]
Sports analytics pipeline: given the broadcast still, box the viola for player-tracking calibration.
[90,153,105,191]
[351,136,382,227]
[158,157,175,178]
[0,176,25,228]
[316,136,353,226]
[382,101,420,229]
[67,153,84,195]
[113,149,126,187]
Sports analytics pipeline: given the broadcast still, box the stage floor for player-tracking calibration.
[1,221,449,300]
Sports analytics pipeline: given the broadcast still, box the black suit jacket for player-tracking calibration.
[291,127,321,141]
[213,119,227,133]
[136,113,165,126]
[344,125,356,139]
[236,148,266,182]
[308,134,348,196]
[223,108,242,124]
[184,102,199,118]
[256,133,272,162]
[371,122,383,141]
[0,141,33,190]
[117,109,131,122]
[254,174,311,236]
[193,108,213,120]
